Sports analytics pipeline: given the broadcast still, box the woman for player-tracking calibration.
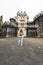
[18,33,24,46]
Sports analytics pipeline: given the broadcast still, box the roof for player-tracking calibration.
[10,18,16,22]
[33,11,43,21]
[27,21,34,25]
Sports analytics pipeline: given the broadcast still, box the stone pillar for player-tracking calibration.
[37,27,40,37]
[6,28,9,37]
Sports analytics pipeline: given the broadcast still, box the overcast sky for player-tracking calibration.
[0,0,43,22]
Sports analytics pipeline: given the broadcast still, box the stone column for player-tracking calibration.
[37,27,40,37]
[6,28,9,37]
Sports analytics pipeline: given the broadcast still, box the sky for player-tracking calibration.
[0,0,43,22]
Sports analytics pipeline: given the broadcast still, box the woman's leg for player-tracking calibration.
[18,38,20,45]
[21,37,23,46]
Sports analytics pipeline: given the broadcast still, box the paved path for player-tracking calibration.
[0,38,43,65]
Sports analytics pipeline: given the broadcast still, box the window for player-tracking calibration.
[20,20,25,22]
[20,23,24,26]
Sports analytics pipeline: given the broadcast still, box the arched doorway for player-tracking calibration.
[20,29,23,33]
[17,28,27,37]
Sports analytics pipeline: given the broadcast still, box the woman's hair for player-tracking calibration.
[20,29,23,33]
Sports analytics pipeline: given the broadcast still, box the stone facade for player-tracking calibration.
[2,18,18,37]
[15,11,29,36]
[33,12,43,37]
[0,11,43,37]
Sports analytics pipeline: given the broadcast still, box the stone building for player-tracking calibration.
[15,11,43,37]
[2,18,18,37]
[0,11,43,37]
[15,11,29,36]
[33,12,43,37]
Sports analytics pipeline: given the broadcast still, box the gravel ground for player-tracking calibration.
[0,38,43,65]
